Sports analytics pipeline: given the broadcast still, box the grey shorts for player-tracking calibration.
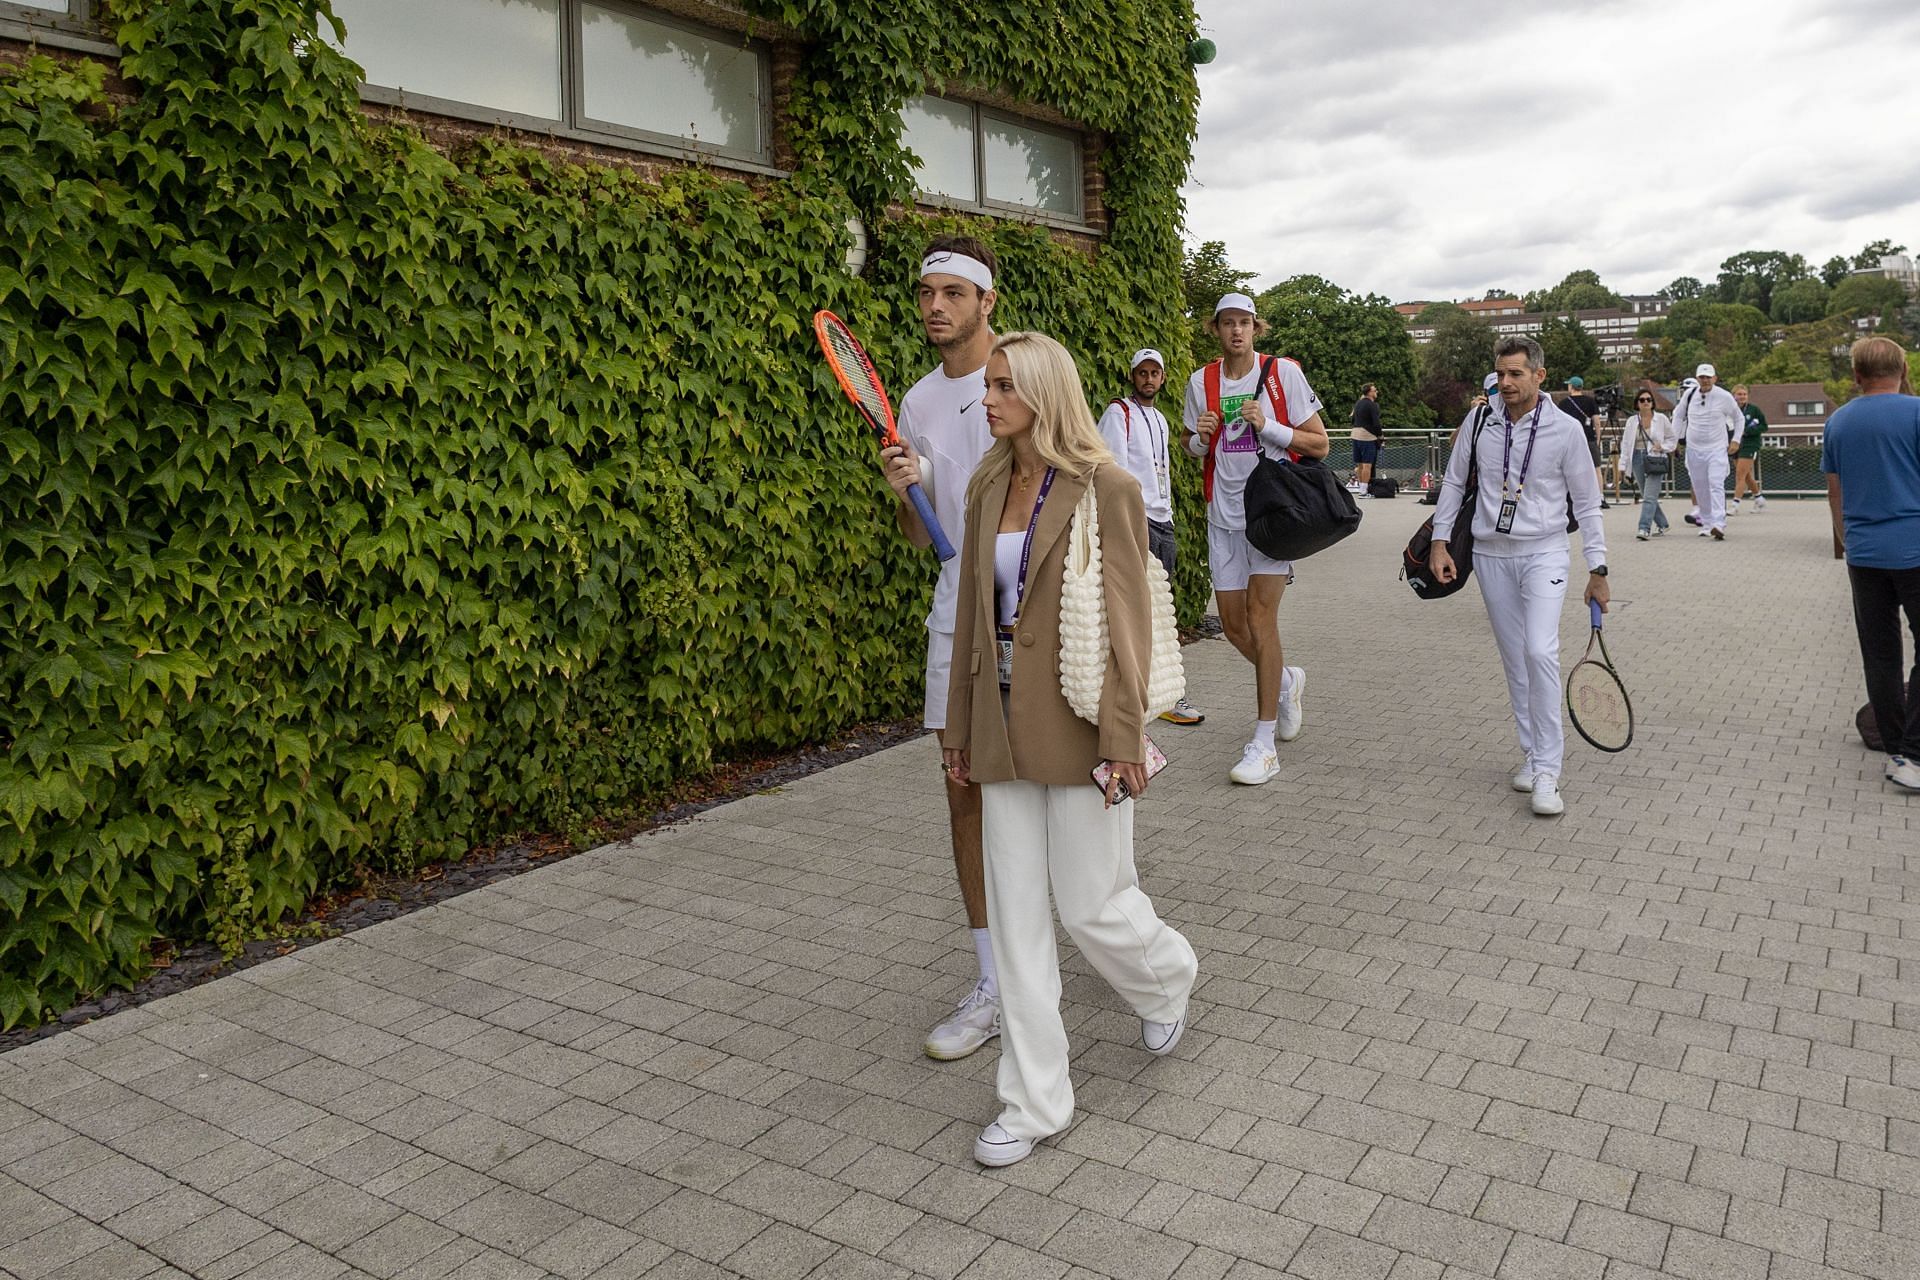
[1147,520,1176,578]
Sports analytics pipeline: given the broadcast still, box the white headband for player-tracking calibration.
[920,251,993,292]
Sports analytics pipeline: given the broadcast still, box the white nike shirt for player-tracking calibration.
[897,362,994,633]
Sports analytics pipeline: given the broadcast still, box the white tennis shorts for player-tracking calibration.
[923,627,954,731]
[1207,523,1293,593]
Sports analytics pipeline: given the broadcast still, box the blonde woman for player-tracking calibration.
[943,332,1198,1168]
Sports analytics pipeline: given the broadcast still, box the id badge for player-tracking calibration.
[995,630,1014,688]
[1495,499,1517,534]
[1154,460,1170,504]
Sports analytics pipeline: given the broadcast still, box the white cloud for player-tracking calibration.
[1185,0,1920,301]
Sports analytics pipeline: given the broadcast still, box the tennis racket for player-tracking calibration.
[813,309,957,562]
[1567,599,1632,751]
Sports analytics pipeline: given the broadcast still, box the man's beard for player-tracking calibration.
[933,309,983,351]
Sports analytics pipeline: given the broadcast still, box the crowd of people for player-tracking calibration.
[871,238,1920,1167]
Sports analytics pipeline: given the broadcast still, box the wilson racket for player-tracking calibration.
[1567,599,1633,752]
[813,309,956,562]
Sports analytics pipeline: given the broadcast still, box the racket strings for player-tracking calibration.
[820,324,891,425]
[1567,662,1631,750]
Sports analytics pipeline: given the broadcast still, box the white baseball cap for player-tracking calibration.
[1129,348,1165,371]
[1213,293,1257,316]
[1695,363,1716,377]
[1682,377,1699,389]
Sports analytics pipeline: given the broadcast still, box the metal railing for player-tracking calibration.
[1359,430,1827,500]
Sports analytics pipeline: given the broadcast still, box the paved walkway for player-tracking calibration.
[4,500,1915,1280]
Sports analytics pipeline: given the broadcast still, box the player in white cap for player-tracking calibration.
[1673,363,1741,539]
[1181,294,1330,784]
[1100,348,1204,725]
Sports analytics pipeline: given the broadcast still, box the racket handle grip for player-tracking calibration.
[1589,599,1603,628]
[907,484,956,561]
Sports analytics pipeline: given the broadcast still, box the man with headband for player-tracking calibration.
[880,236,1002,1060]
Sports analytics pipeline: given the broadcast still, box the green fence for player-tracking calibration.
[1364,431,1827,500]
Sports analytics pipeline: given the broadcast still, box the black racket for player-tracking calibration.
[1567,599,1632,751]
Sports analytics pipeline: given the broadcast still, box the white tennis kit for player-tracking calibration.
[1434,396,1608,781]
[898,363,994,730]
[1180,360,1324,590]
[1674,385,1741,533]
[1096,398,1175,525]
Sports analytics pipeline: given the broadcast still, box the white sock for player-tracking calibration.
[1253,720,1277,753]
[1279,666,1296,695]
[972,928,997,998]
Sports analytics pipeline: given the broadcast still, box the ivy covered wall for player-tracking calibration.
[0,0,1201,1027]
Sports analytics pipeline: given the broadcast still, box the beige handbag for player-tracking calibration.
[1059,481,1185,725]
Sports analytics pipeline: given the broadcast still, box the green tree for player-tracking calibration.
[1524,268,1624,314]
[1484,288,1517,301]
[1821,255,1852,289]
[1417,306,1496,424]
[1253,274,1421,429]
[1713,250,1809,314]
[1660,276,1706,301]
[1740,342,1822,385]
[1182,240,1256,355]
[1537,316,1602,383]
[1828,273,1909,327]
[1851,238,1908,270]
[1769,277,1830,325]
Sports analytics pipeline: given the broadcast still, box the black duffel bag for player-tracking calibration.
[1402,410,1487,600]
[1243,454,1361,561]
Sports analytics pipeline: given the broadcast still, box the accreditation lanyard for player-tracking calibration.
[1495,399,1546,534]
[997,466,1057,686]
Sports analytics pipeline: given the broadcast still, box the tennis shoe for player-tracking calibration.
[1511,766,1536,792]
[1755,496,1767,510]
[974,1122,1034,1167]
[1160,698,1205,726]
[1530,775,1564,816]
[1711,528,1725,540]
[1888,756,1920,792]
[1636,529,1649,541]
[924,981,1000,1060]
[1653,526,1667,537]
[1729,500,1740,515]
[1142,1016,1185,1056]
[1230,743,1279,786]
[1276,667,1306,741]
[1698,529,1710,538]
[1685,512,1700,526]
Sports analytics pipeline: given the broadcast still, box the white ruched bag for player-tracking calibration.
[1058,482,1186,725]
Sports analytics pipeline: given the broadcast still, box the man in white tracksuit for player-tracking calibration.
[1428,335,1610,816]
[1674,361,1742,540]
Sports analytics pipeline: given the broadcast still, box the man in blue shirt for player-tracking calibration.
[1822,336,1920,792]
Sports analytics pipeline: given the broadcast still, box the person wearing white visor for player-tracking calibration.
[1181,294,1331,785]
[1099,348,1204,725]
[1674,363,1741,539]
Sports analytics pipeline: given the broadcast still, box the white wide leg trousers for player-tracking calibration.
[980,780,1197,1140]
[1476,550,1571,781]
[1686,447,1730,532]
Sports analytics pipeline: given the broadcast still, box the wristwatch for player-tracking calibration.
[1591,565,1608,577]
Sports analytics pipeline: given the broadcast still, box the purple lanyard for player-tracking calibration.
[1501,399,1547,499]
[1005,466,1057,629]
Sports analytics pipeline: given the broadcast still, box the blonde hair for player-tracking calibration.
[1852,335,1908,384]
[967,332,1113,503]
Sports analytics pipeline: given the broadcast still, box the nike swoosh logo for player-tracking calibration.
[1550,579,1564,585]
[961,400,979,415]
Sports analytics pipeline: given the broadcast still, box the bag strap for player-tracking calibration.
[1108,397,1132,441]
[1202,361,1223,502]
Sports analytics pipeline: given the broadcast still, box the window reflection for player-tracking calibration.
[329,0,562,120]
[901,96,977,203]
[983,118,1077,216]
[581,5,760,156]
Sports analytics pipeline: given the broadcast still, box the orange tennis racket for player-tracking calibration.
[814,309,956,562]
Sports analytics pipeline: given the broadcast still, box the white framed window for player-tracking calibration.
[1787,401,1824,416]
[327,0,772,167]
[902,94,1084,221]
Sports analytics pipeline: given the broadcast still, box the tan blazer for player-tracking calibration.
[945,462,1151,785]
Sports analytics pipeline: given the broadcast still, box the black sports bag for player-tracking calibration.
[1243,454,1362,561]
[1402,410,1487,599]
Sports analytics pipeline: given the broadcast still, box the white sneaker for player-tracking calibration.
[1729,500,1740,515]
[1888,756,1920,792]
[1511,766,1535,793]
[1276,667,1306,741]
[1698,529,1710,538]
[974,1122,1034,1167]
[1755,496,1767,511]
[1530,775,1564,816]
[1142,1016,1185,1056]
[1635,529,1649,541]
[1229,743,1279,786]
[924,982,1000,1060]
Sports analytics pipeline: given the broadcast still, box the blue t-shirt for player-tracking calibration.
[1822,392,1920,570]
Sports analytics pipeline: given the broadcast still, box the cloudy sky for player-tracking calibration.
[1184,0,1920,304]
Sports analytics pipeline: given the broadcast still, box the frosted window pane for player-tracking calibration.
[983,118,1079,216]
[12,0,69,11]
[581,5,763,155]
[329,0,561,121]
[901,96,977,203]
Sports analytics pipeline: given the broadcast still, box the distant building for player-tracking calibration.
[1396,295,1672,364]
[1740,382,1831,446]
[1850,254,1920,296]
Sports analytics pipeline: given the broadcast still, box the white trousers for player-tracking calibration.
[981,780,1197,1140]
[1686,448,1730,532]
[1476,550,1570,780]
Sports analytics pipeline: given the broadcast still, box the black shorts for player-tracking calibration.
[1351,438,1380,465]
[1585,434,1601,466]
